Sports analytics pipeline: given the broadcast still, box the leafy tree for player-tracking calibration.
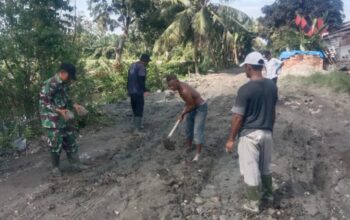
[259,0,344,31]
[258,0,344,53]
[88,0,156,67]
[154,0,253,73]
[0,0,79,134]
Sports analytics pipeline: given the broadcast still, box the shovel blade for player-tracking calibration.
[163,137,175,151]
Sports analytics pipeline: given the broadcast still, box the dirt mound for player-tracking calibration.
[0,71,350,219]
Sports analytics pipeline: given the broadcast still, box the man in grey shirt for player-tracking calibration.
[226,52,278,213]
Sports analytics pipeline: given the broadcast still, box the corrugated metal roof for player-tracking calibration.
[323,22,350,39]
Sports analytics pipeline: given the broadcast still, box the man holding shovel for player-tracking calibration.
[39,63,88,176]
[166,75,208,161]
[225,52,278,213]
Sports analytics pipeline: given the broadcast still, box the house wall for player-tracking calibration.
[339,33,350,60]
[339,45,350,60]
[324,28,350,61]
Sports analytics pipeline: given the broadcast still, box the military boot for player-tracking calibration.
[50,152,62,177]
[133,117,145,135]
[243,184,261,213]
[140,117,144,129]
[67,152,88,171]
[262,174,274,204]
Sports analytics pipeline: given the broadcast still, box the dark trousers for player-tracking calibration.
[272,77,278,85]
[130,94,144,117]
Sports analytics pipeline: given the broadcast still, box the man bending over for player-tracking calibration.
[166,75,208,161]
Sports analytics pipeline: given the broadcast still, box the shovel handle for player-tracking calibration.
[168,119,181,138]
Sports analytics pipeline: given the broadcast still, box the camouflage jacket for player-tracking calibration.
[39,74,73,128]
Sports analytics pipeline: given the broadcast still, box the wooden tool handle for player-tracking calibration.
[168,119,180,138]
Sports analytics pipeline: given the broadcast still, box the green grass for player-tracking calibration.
[301,71,350,94]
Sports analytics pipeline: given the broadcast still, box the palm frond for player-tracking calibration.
[193,6,212,36]
[210,5,253,33]
[160,0,191,7]
[153,9,192,53]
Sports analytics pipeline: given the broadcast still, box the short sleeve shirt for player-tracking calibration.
[232,78,278,135]
[265,58,282,79]
[127,62,147,95]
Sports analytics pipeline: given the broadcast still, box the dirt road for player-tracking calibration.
[0,70,350,220]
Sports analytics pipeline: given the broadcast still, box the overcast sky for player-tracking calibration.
[76,0,350,21]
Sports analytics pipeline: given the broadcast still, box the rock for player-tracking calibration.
[186,215,201,220]
[267,208,275,215]
[212,215,219,220]
[79,152,92,162]
[304,202,319,216]
[203,201,220,210]
[200,185,216,198]
[196,206,203,214]
[219,215,227,220]
[48,204,56,211]
[194,197,204,205]
[12,137,27,152]
[335,178,350,195]
[164,90,176,100]
[183,206,192,217]
[210,196,220,203]
[344,120,350,127]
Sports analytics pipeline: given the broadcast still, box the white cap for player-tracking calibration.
[240,51,265,67]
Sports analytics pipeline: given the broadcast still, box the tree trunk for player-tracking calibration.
[115,33,126,67]
[222,32,227,67]
[233,47,239,65]
[209,49,217,68]
[114,17,131,69]
[193,41,199,74]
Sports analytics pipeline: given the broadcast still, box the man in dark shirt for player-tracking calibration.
[226,52,278,213]
[127,54,151,133]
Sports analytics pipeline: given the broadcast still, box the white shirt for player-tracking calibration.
[265,58,282,79]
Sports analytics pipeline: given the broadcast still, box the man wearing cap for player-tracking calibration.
[127,53,151,133]
[39,63,87,176]
[225,52,278,213]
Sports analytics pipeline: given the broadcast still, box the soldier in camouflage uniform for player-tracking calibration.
[39,63,87,176]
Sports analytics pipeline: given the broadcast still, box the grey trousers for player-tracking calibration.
[238,130,273,186]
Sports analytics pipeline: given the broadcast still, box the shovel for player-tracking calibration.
[163,119,181,150]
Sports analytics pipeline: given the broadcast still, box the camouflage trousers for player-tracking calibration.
[45,127,78,155]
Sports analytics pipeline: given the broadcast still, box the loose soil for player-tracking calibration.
[1,69,350,220]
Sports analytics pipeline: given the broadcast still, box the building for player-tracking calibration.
[323,21,350,62]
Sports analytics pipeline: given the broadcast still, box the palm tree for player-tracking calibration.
[153,0,253,73]
[89,0,153,68]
